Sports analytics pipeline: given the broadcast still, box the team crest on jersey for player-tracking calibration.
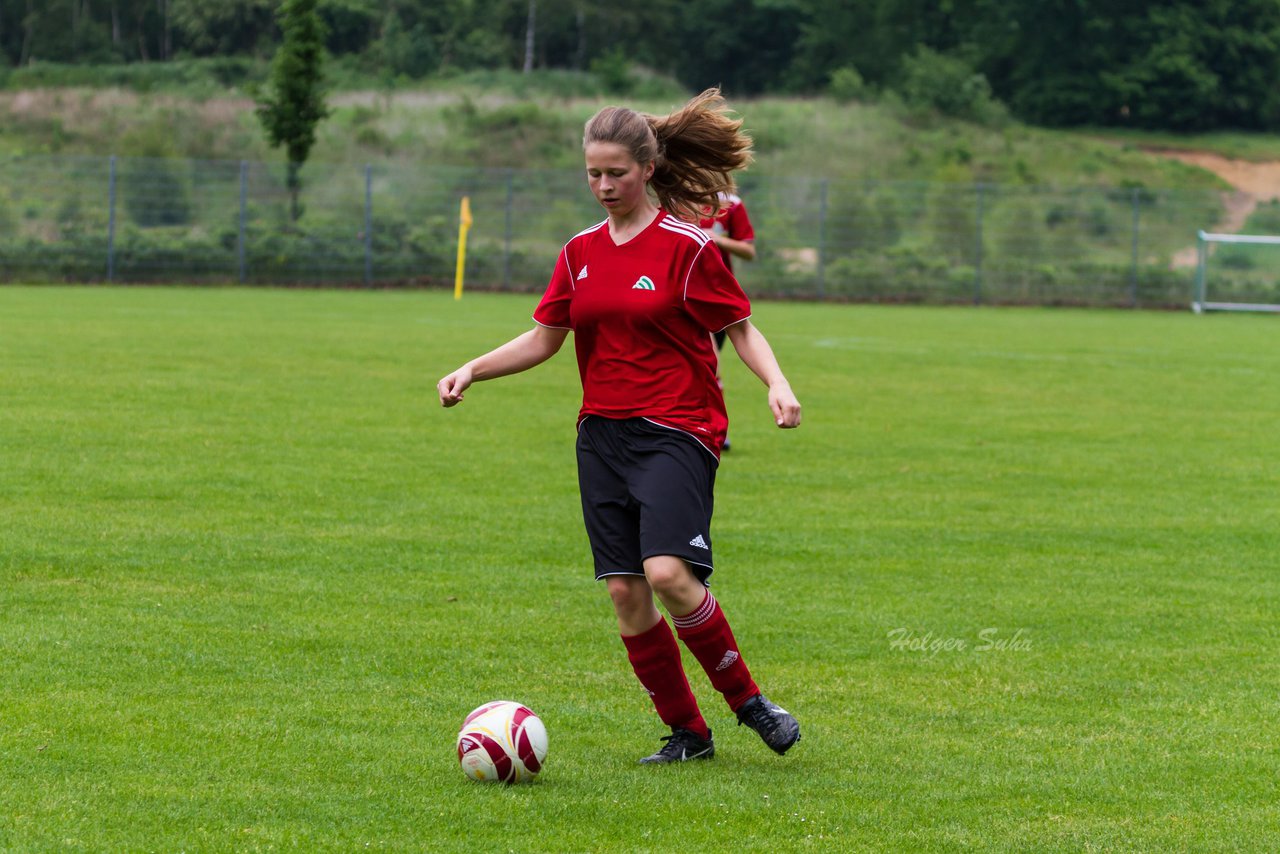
[632,276,656,291]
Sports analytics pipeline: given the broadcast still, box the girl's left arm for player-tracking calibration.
[724,320,802,428]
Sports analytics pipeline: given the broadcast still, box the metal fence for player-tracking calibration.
[0,153,1254,308]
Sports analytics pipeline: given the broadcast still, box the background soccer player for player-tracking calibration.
[698,191,757,450]
[437,88,802,764]
[699,191,756,283]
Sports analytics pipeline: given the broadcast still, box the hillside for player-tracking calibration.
[4,77,1279,306]
[0,82,1249,193]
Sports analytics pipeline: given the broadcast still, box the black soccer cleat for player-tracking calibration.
[639,728,715,764]
[735,694,801,755]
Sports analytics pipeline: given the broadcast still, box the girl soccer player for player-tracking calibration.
[699,190,757,450]
[437,89,802,763]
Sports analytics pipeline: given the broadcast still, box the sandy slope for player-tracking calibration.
[1149,150,1280,267]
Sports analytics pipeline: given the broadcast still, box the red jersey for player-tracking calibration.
[697,194,755,274]
[533,211,751,458]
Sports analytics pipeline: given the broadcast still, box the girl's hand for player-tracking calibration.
[437,366,473,407]
[768,381,802,428]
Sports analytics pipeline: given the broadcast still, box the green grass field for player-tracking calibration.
[2,286,1278,852]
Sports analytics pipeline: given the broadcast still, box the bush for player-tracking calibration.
[828,66,867,104]
[1217,250,1254,271]
[822,247,959,302]
[825,184,903,255]
[1243,199,1280,233]
[897,47,1008,126]
[3,58,267,95]
[113,225,229,281]
[442,98,577,168]
[590,49,634,96]
[1106,180,1158,207]
[121,158,193,228]
[375,11,440,80]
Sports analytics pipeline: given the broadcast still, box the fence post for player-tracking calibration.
[1129,186,1140,307]
[237,161,248,283]
[107,156,117,283]
[973,183,985,305]
[364,164,373,287]
[503,169,515,290]
[816,179,828,299]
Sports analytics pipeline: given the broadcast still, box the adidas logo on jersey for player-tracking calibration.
[632,276,656,291]
[689,534,709,549]
[577,265,588,280]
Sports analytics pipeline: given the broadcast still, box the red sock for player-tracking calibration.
[621,617,709,739]
[673,591,760,712]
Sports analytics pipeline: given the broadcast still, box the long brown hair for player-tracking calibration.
[583,88,753,222]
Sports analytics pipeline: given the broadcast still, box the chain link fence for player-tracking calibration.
[0,154,1237,307]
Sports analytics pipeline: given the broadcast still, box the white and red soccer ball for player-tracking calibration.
[456,700,548,784]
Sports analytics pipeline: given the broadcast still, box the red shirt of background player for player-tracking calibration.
[697,194,755,274]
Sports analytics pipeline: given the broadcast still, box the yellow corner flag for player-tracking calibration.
[454,196,473,300]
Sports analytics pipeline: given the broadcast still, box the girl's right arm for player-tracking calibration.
[437,324,570,407]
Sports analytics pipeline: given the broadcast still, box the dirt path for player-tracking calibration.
[1148,149,1280,267]
[1154,150,1280,201]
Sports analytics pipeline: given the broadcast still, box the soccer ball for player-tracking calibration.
[456,700,548,784]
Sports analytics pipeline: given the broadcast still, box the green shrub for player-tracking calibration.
[121,158,193,228]
[1217,249,1255,270]
[1243,199,1280,233]
[590,49,634,96]
[375,11,440,80]
[1107,180,1159,206]
[113,224,230,281]
[825,184,903,254]
[3,59,267,95]
[442,99,577,168]
[828,66,867,104]
[925,182,980,265]
[821,246,959,302]
[897,47,1008,126]
[354,125,393,152]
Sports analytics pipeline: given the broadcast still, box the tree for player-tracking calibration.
[669,0,805,95]
[962,0,1280,131]
[522,0,534,72]
[317,0,378,56]
[255,0,329,223]
[789,0,976,92]
[172,0,275,57]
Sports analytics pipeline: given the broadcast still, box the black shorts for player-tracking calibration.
[576,416,718,584]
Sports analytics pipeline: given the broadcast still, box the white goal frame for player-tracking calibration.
[1193,230,1280,314]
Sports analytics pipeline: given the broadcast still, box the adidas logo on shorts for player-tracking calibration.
[689,534,709,549]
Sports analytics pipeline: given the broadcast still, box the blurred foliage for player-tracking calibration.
[3,0,1280,131]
